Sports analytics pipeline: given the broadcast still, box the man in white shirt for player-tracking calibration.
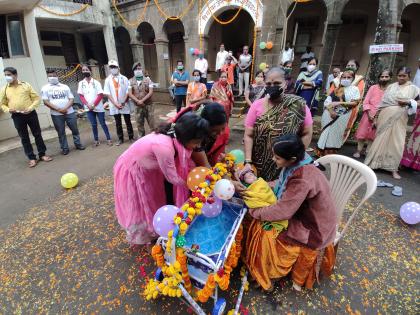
[280,41,294,65]
[194,51,208,84]
[216,43,229,75]
[42,69,84,155]
[103,60,133,146]
[238,45,252,96]
[413,58,420,88]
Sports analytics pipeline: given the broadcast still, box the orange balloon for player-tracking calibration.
[266,41,273,50]
[187,167,210,191]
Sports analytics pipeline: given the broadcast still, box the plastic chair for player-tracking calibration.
[315,154,377,245]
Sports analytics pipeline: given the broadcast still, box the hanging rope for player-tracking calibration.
[204,0,248,25]
[113,0,149,28]
[59,64,81,79]
[153,0,195,21]
[37,3,89,16]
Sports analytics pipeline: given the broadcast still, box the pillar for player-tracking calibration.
[103,17,118,61]
[74,33,86,63]
[131,40,145,68]
[155,38,170,89]
[319,22,342,88]
[366,0,399,87]
[184,35,201,74]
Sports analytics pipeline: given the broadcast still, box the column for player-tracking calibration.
[74,33,87,63]
[131,40,145,66]
[367,0,399,86]
[103,16,118,61]
[155,38,170,89]
[319,22,342,88]
[184,35,200,73]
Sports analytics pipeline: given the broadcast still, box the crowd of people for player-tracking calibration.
[1,41,419,292]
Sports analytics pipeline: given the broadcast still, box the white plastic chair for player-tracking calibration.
[315,154,377,245]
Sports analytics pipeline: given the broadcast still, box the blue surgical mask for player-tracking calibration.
[194,76,201,82]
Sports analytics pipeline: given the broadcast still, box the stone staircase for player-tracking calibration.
[230,89,247,133]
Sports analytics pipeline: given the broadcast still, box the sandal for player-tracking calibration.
[40,155,53,162]
[28,160,38,168]
[391,186,403,197]
[377,180,393,188]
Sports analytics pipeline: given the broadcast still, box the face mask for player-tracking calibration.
[110,68,119,75]
[199,55,204,59]
[82,72,91,78]
[134,70,143,78]
[379,80,389,86]
[341,79,352,87]
[284,68,292,75]
[48,77,59,85]
[255,77,263,84]
[346,66,356,72]
[220,78,227,85]
[266,86,284,100]
[307,64,316,72]
[177,66,184,71]
[193,75,201,82]
[4,75,13,83]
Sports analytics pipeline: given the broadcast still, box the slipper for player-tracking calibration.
[40,155,53,162]
[391,186,402,197]
[377,180,393,188]
[28,160,38,168]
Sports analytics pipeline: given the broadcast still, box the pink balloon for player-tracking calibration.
[194,48,200,55]
[202,197,223,218]
[153,205,179,236]
[400,202,420,225]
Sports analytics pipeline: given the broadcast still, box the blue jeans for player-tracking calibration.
[87,111,111,141]
[51,112,82,150]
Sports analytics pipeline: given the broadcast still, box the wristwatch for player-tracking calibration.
[244,159,252,165]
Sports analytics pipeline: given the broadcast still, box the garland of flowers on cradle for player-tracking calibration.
[144,154,240,301]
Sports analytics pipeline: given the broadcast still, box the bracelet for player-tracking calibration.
[244,159,252,164]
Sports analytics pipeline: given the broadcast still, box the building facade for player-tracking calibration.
[113,0,419,88]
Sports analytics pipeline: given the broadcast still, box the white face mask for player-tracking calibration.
[48,77,59,85]
[307,64,316,72]
[193,75,201,82]
[341,79,352,87]
[110,68,119,75]
[4,75,13,83]
[134,70,143,78]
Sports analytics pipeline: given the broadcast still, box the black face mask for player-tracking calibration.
[82,72,91,78]
[265,86,284,100]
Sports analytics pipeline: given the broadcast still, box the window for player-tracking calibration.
[7,15,25,56]
[0,15,9,58]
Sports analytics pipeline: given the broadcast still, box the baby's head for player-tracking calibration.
[239,168,257,185]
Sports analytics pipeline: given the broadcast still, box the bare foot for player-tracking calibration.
[392,171,401,180]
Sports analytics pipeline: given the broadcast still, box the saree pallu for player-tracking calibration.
[401,109,420,170]
[244,219,336,290]
[210,81,234,120]
[365,106,408,171]
[252,95,306,181]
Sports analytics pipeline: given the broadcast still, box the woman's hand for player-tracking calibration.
[398,100,409,107]
[329,101,341,107]
[231,180,247,195]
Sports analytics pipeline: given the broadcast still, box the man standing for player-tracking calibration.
[280,41,294,65]
[216,43,229,75]
[42,69,85,155]
[194,51,208,84]
[103,60,133,146]
[0,67,52,167]
[326,67,341,93]
[128,62,154,138]
[413,58,420,88]
[238,45,252,96]
[300,46,315,72]
[171,60,189,112]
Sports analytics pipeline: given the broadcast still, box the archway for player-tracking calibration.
[114,26,134,76]
[332,0,379,74]
[163,19,185,73]
[137,22,158,82]
[395,3,420,74]
[284,0,327,76]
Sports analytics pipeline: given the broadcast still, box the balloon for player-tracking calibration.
[194,48,200,55]
[153,205,179,236]
[259,62,267,71]
[266,41,273,50]
[187,167,210,191]
[202,197,223,218]
[236,162,257,176]
[400,202,420,225]
[61,173,78,189]
[189,47,195,55]
[229,149,245,164]
[214,179,235,200]
[259,42,266,50]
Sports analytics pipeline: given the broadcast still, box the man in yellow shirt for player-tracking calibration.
[0,67,52,167]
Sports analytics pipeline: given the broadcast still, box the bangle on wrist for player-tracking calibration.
[244,159,252,164]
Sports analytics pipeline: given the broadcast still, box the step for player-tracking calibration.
[233,101,247,108]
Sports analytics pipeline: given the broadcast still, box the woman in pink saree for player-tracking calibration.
[113,113,209,244]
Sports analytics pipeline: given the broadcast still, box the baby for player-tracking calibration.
[238,167,258,187]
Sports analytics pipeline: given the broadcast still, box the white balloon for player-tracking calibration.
[213,179,235,200]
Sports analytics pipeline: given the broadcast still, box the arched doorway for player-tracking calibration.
[207,9,255,80]
[395,3,420,74]
[163,19,185,73]
[137,22,158,82]
[114,26,134,76]
[284,0,327,76]
[332,0,379,73]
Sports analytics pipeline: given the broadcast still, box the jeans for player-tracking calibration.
[51,112,82,151]
[86,111,111,141]
[114,113,134,142]
[11,111,47,160]
[239,71,250,95]
[174,95,186,112]
[135,104,155,137]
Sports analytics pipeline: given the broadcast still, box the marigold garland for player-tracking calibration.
[37,3,89,17]
[204,0,248,25]
[153,0,196,21]
[112,0,149,28]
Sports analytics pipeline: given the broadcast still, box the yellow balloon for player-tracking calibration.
[61,173,79,189]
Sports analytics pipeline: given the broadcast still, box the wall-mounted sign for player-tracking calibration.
[369,44,404,54]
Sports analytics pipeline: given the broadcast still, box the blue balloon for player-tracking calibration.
[189,47,195,55]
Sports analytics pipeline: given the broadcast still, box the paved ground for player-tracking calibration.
[0,104,419,314]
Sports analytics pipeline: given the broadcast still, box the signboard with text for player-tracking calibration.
[369,44,404,54]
